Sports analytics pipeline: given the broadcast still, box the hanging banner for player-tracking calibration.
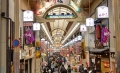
[86,18,94,26]
[24,27,35,44]
[97,6,109,18]
[23,10,34,21]
[75,41,82,55]
[80,25,87,32]
[33,23,40,31]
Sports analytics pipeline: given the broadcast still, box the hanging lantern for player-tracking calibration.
[96,25,101,39]
[86,18,94,26]
[80,25,87,32]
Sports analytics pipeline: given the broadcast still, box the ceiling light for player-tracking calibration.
[62,23,80,44]
[41,23,53,44]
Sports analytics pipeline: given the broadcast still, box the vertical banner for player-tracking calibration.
[75,41,82,55]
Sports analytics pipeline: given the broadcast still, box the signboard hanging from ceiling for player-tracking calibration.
[46,14,76,19]
[33,23,40,31]
[97,6,109,18]
[86,18,95,26]
[80,25,87,32]
[23,10,34,21]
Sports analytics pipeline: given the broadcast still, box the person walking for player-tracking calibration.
[67,65,71,73]
[79,64,84,73]
[43,67,47,73]
[51,62,55,73]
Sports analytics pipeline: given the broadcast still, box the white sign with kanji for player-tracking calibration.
[23,10,34,21]
[80,25,87,32]
[97,6,109,18]
[33,23,40,31]
[86,18,94,26]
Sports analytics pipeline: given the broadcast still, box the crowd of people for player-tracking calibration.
[42,55,70,73]
[41,54,111,73]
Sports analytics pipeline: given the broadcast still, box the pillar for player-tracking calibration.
[108,0,116,72]
[0,0,9,72]
[28,60,30,73]
[14,0,20,73]
[111,0,120,72]
[35,31,41,73]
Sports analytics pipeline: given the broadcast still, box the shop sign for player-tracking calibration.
[23,10,34,21]
[21,50,26,59]
[24,22,33,26]
[97,6,109,18]
[69,1,81,12]
[86,18,94,26]
[80,25,87,32]
[33,23,40,31]
[104,61,110,68]
[46,14,76,19]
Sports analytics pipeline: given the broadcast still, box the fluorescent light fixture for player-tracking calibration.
[62,23,80,44]
[41,23,53,44]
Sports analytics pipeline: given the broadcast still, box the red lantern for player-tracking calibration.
[96,25,101,39]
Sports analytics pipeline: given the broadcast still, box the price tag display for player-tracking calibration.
[97,6,109,18]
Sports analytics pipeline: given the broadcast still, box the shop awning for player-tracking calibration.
[90,47,109,53]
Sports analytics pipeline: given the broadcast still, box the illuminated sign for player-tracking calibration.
[33,23,40,31]
[46,14,76,19]
[69,1,81,12]
[86,18,94,26]
[23,10,34,21]
[80,25,87,32]
[97,6,109,18]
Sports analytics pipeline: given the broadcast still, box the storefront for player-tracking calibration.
[20,46,35,73]
[85,0,111,72]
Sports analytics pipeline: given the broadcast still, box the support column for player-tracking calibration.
[35,31,41,73]
[28,60,30,73]
[14,0,20,73]
[112,0,120,72]
[0,0,8,73]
